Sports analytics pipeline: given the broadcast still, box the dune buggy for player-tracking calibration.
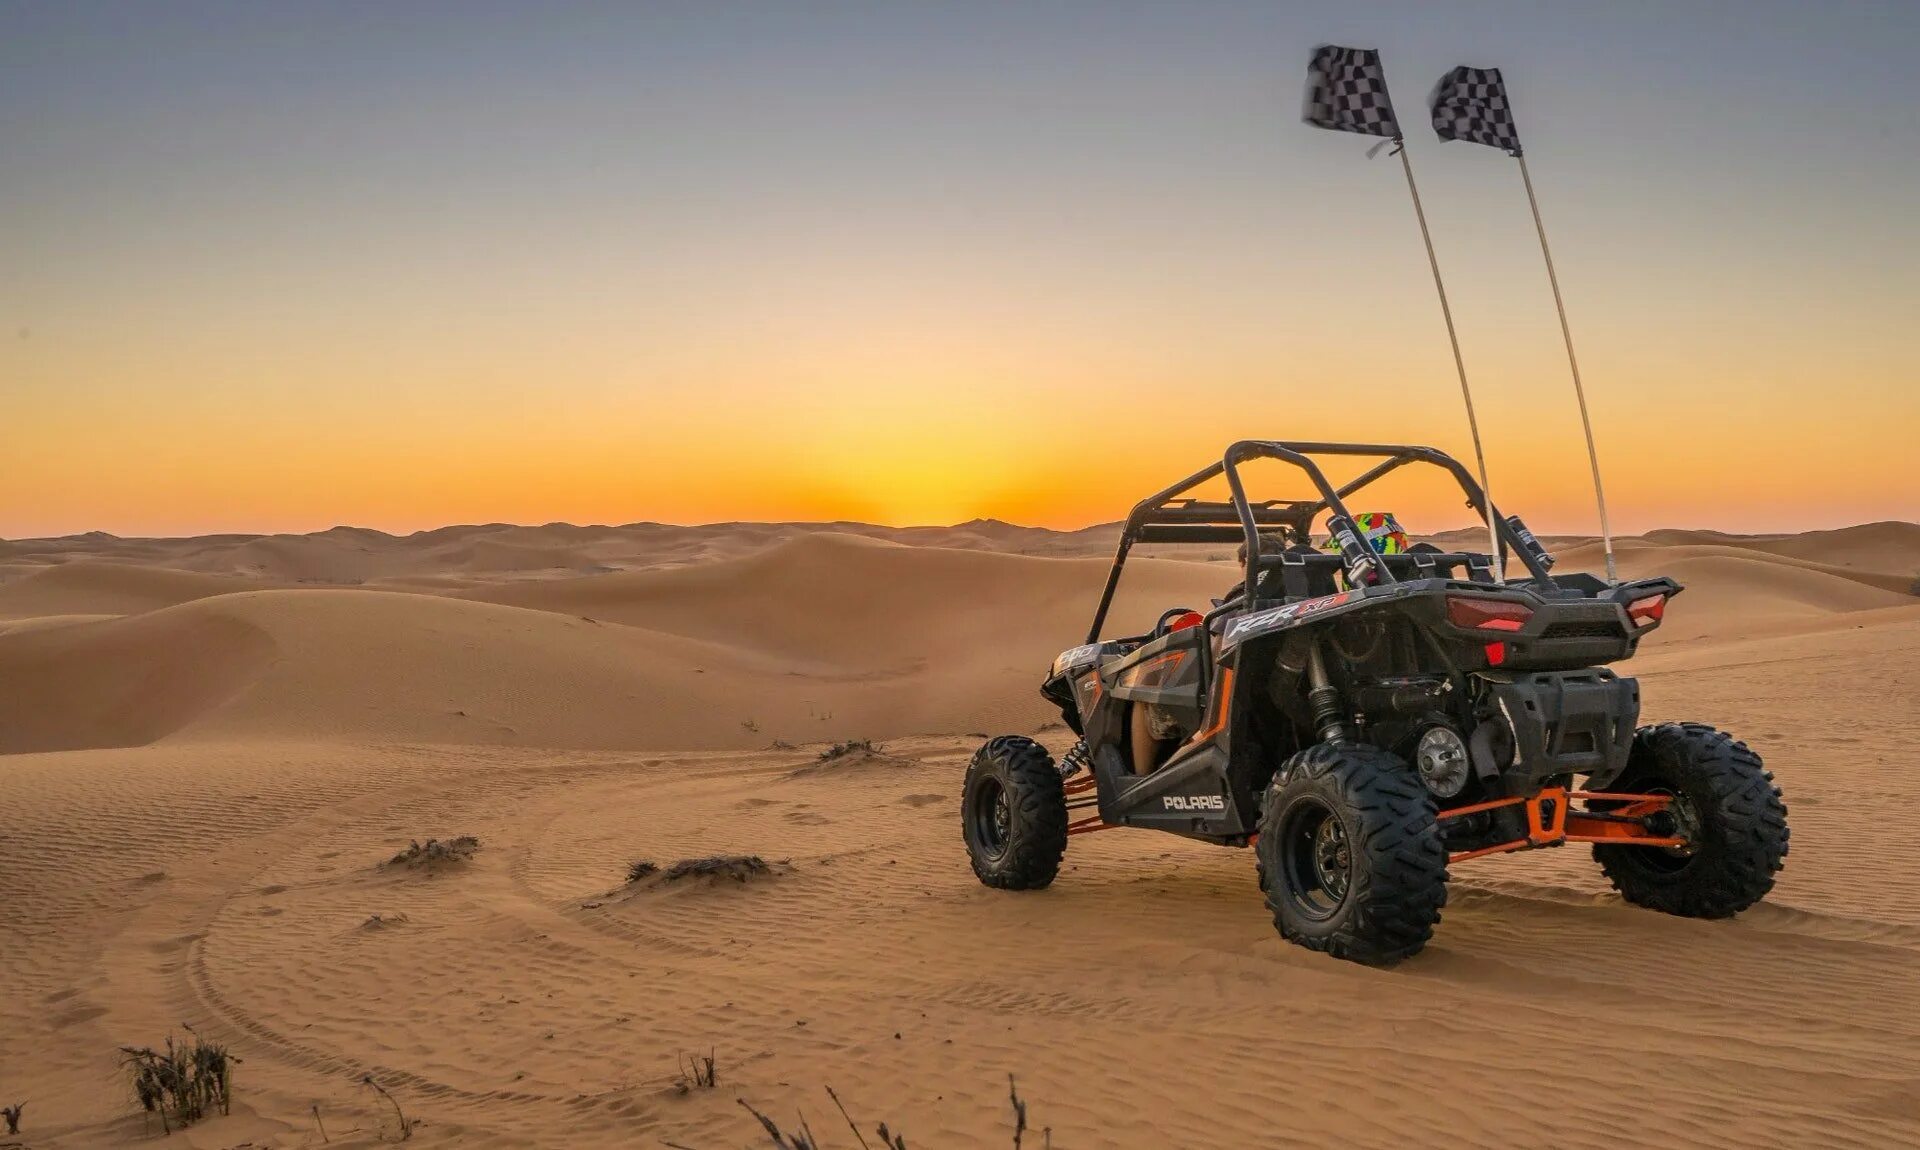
[963,441,1788,964]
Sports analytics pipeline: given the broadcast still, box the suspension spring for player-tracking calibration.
[1305,639,1351,745]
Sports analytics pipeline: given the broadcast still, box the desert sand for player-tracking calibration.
[2,518,1918,1147]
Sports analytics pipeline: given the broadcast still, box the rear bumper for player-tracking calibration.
[1415,574,1679,671]
[1479,669,1640,789]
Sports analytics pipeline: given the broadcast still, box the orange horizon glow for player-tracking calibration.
[9,402,1917,542]
[9,279,1917,539]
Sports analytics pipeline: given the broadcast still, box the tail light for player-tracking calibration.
[1626,593,1667,628]
[1446,596,1534,632]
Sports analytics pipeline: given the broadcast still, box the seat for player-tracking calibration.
[1263,546,1343,601]
[1223,546,1497,605]
[1153,607,1205,637]
[1214,547,1344,610]
[1375,548,1498,584]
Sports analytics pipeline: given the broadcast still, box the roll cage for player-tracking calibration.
[1085,440,1553,644]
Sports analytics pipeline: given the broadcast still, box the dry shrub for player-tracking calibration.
[2,1102,22,1135]
[387,836,480,867]
[626,856,787,890]
[120,1029,235,1134]
[664,855,770,882]
[817,738,877,761]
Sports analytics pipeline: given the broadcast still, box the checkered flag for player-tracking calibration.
[1430,66,1522,154]
[1302,45,1400,140]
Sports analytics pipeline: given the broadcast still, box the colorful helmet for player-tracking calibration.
[1321,511,1408,556]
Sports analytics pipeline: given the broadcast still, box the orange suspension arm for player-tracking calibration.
[1438,788,1683,863]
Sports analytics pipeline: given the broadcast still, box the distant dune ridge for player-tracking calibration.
[0,517,1120,583]
[2,518,1919,1146]
[2,519,1916,755]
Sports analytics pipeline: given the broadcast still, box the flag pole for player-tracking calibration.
[1515,151,1617,583]
[1394,138,1505,582]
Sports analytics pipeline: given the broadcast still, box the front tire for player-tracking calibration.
[1256,742,1448,965]
[963,736,1068,890]
[1592,723,1788,918]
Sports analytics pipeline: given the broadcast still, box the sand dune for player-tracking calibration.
[1564,534,1917,592]
[1,590,764,753]
[2,521,1912,763]
[0,539,1228,755]
[1,518,1917,1147]
[1555,540,1918,641]
[0,518,1138,587]
[1646,552,1913,628]
[1639,521,1920,576]
[0,604,275,753]
[460,532,1225,669]
[0,560,275,619]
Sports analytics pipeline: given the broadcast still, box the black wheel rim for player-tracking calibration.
[969,776,1012,861]
[1279,798,1352,920]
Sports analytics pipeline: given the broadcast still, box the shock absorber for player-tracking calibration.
[1304,638,1352,745]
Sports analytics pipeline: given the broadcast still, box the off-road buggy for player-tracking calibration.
[963,441,1788,965]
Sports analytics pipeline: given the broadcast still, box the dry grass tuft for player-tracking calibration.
[362,1074,412,1141]
[2,1102,22,1136]
[674,1049,718,1093]
[720,1076,1047,1149]
[387,836,480,867]
[738,1098,824,1149]
[626,859,660,883]
[119,1028,236,1135]
[1007,1074,1048,1148]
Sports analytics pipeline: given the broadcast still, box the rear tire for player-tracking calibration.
[1256,742,1448,965]
[1592,723,1788,918]
[963,736,1068,890]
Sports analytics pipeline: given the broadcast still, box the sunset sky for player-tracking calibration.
[5,1,1916,539]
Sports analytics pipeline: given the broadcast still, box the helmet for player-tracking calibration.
[1321,511,1408,557]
